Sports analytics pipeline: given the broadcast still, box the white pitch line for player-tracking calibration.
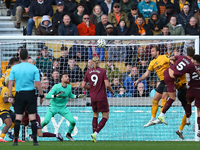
[114,111,125,112]
[134,111,143,113]
[80,111,91,113]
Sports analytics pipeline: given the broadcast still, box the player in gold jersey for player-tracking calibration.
[134,46,169,127]
[0,76,16,142]
[0,58,19,88]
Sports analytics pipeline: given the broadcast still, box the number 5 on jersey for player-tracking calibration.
[91,74,98,86]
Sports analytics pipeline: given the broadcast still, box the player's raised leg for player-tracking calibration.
[41,110,54,128]
[0,117,12,142]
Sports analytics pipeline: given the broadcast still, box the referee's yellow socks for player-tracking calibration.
[160,99,167,113]
[0,133,5,138]
[179,114,186,131]
[152,100,158,118]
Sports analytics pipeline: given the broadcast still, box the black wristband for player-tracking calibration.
[40,95,44,99]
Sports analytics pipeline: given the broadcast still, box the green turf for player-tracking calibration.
[1,141,200,150]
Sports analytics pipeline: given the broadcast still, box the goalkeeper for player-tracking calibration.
[41,73,86,141]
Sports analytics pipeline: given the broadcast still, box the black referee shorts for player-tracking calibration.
[14,90,37,114]
[0,109,15,122]
[155,80,168,94]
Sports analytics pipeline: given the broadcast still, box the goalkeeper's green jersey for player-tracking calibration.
[46,83,75,107]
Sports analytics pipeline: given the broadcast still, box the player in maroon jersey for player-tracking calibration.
[21,110,63,141]
[158,47,200,124]
[184,55,200,136]
[82,56,114,142]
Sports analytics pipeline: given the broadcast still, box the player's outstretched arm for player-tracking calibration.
[82,81,90,90]
[104,80,114,96]
[133,70,151,87]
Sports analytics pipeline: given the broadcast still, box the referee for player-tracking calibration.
[8,48,44,146]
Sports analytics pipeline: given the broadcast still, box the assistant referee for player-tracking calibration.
[8,48,44,146]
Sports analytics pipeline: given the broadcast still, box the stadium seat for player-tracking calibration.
[70,83,75,87]
[76,61,87,71]
[35,17,52,28]
[145,18,149,24]
[1,61,9,74]
[53,5,57,14]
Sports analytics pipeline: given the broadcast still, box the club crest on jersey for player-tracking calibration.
[4,92,7,97]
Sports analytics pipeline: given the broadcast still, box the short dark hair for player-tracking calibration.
[125,62,132,67]
[137,14,143,19]
[60,46,68,51]
[20,48,28,60]
[60,72,68,79]
[163,26,169,29]
[193,55,200,64]
[77,2,85,8]
[53,58,60,62]
[187,47,195,57]
[18,46,23,51]
[9,57,19,66]
[52,69,59,74]
[170,15,177,20]
[152,46,160,53]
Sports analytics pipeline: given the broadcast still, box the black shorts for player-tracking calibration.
[155,80,168,94]
[0,110,15,122]
[14,90,37,114]
[178,88,187,107]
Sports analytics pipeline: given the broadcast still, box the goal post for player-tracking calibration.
[0,36,199,141]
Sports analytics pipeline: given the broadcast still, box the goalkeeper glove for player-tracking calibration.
[52,91,65,98]
[75,94,86,99]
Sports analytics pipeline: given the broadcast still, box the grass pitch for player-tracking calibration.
[1,141,200,150]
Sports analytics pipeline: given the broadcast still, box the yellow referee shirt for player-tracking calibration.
[148,55,170,81]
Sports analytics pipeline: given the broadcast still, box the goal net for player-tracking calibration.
[0,36,199,141]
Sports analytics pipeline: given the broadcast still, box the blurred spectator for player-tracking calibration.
[108,40,127,61]
[36,46,54,74]
[36,15,57,35]
[129,15,153,35]
[96,14,112,35]
[158,26,171,35]
[133,82,149,97]
[89,5,103,26]
[160,3,176,25]
[13,0,31,28]
[58,14,78,35]
[180,40,194,55]
[28,57,44,77]
[65,58,83,83]
[174,0,190,14]
[83,59,93,75]
[41,77,50,96]
[114,19,129,35]
[27,0,53,35]
[122,63,132,82]
[123,67,147,93]
[128,4,145,28]
[185,17,200,35]
[137,56,148,75]
[72,81,83,95]
[5,0,11,16]
[111,77,122,93]
[108,2,130,27]
[104,59,122,82]
[68,40,88,61]
[126,40,139,63]
[148,11,164,35]
[59,46,69,72]
[80,0,98,15]
[177,4,193,29]
[145,40,165,57]
[74,3,86,25]
[49,70,60,89]
[106,24,114,35]
[45,58,62,79]
[77,14,96,35]
[164,42,173,57]
[194,6,200,26]
[191,0,200,14]
[114,86,133,97]
[100,0,115,15]
[138,0,157,18]
[120,0,135,15]
[167,15,185,35]
[157,0,174,15]
[64,0,78,14]
[88,40,105,61]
